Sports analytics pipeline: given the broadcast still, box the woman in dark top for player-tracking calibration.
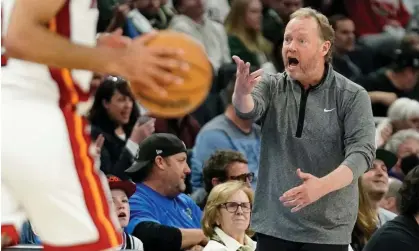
[88,76,154,179]
[224,0,274,72]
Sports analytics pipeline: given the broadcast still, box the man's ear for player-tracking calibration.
[155,156,165,170]
[322,40,331,57]
[102,99,110,109]
[387,196,396,208]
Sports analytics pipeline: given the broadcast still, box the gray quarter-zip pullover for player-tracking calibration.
[235,64,376,244]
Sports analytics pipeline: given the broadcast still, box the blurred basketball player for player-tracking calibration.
[1,0,187,250]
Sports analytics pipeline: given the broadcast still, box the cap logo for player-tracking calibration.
[156,149,163,155]
[108,176,121,182]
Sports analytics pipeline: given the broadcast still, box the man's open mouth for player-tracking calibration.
[118,212,127,218]
[288,57,299,66]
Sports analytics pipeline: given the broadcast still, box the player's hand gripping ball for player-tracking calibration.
[132,30,213,118]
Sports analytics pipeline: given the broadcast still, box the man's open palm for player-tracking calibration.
[232,55,263,96]
[280,169,327,213]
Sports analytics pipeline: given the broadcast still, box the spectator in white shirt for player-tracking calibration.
[202,181,256,251]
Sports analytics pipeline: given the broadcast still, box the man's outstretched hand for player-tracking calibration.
[232,55,263,96]
[280,169,328,213]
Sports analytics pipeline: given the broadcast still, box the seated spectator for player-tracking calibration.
[225,0,275,73]
[263,0,303,45]
[169,0,231,72]
[329,15,374,82]
[17,177,144,250]
[358,44,419,117]
[384,129,419,179]
[106,1,142,37]
[154,115,201,149]
[88,76,154,179]
[191,150,251,209]
[107,175,144,250]
[124,133,207,251]
[379,177,403,215]
[107,0,172,37]
[375,98,419,148]
[361,149,398,226]
[131,0,173,30]
[202,181,256,251]
[363,166,419,251]
[344,0,411,57]
[350,177,379,251]
[190,80,261,191]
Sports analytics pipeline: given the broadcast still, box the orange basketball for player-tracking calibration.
[133,30,213,118]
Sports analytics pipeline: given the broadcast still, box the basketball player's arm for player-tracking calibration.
[4,0,123,75]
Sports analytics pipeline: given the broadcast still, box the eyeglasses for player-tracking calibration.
[220,202,252,213]
[229,172,255,183]
[103,75,126,83]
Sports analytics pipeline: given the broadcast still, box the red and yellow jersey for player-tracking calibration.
[1,0,98,110]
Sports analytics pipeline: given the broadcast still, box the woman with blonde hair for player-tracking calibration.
[225,0,276,73]
[202,181,256,251]
[350,178,379,251]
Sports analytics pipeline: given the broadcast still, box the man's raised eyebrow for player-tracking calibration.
[284,30,311,36]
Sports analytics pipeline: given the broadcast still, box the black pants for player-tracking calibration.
[256,233,348,251]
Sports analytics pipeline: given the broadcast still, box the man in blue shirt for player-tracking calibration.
[190,80,261,191]
[125,133,207,251]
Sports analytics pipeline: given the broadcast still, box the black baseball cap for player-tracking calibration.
[125,133,187,175]
[376,149,398,169]
[393,45,419,70]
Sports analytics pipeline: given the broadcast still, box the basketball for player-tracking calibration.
[132,30,213,118]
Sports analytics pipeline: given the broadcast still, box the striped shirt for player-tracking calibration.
[120,231,144,251]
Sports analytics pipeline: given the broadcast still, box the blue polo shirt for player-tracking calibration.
[126,183,202,234]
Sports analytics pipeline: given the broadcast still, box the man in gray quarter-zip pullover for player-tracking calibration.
[231,8,376,251]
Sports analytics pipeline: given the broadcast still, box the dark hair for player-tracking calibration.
[202,150,248,192]
[328,14,350,30]
[399,166,419,216]
[172,0,181,10]
[391,44,419,72]
[88,76,140,138]
[401,154,419,175]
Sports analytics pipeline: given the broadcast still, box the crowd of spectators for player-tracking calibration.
[11,0,419,250]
